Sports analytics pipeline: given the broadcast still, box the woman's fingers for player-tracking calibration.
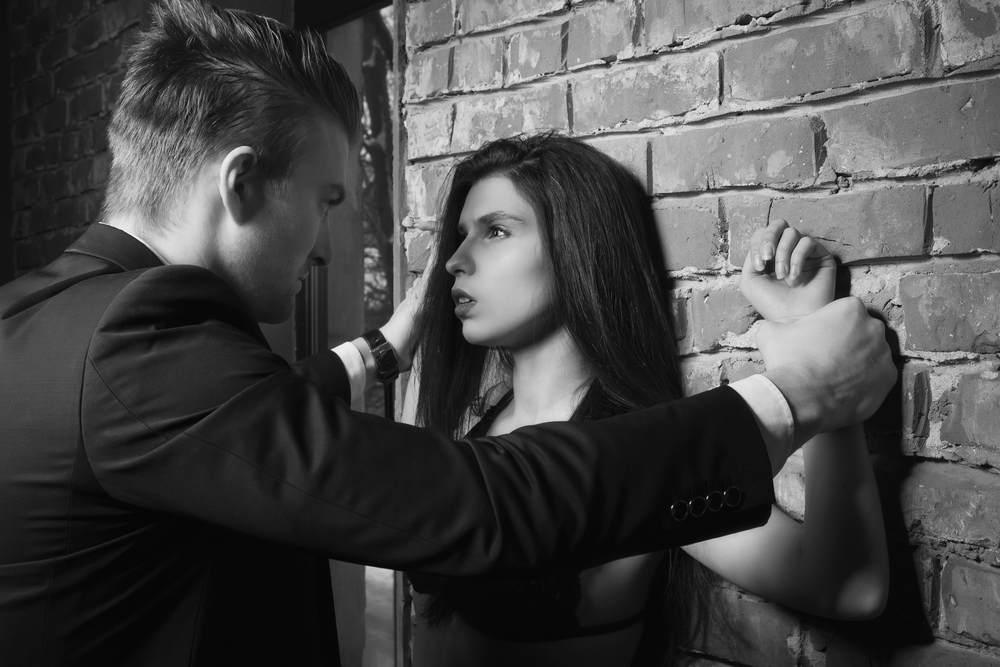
[773,226,802,280]
[788,237,831,281]
[747,218,789,272]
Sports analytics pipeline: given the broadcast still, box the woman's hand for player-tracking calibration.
[379,279,426,374]
[740,218,837,322]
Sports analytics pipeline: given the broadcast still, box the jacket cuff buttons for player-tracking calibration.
[669,486,742,522]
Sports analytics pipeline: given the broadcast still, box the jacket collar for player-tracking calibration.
[64,223,164,272]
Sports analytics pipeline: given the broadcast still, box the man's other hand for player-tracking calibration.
[759,297,896,447]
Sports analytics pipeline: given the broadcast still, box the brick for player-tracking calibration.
[12,147,29,180]
[24,73,55,113]
[582,135,647,191]
[507,24,563,84]
[9,0,34,26]
[457,0,564,34]
[24,7,55,47]
[941,373,1000,469]
[406,159,455,221]
[54,55,90,92]
[646,0,796,48]
[12,175,41,211]
[405,229,435,273]
[40,30,71,71]
[405,47,450,101]
[900,273,1000,353]
[824,79,1000,175]
[406,0,454,46]
[44,169,72,201]
[12,211,33,240]
[450,36,504,91]
[53,0,89,30]
[689,282,757,350]
[59,131,84,162]
[71,9,105,52]
[672,295,692,356]
[12,51,42,84]
[651,116,817,193]
[725,4,923,102]
[901,462,1000,545]
[12,87,29,121]
[405,103,453,159]
[902,363,931,447]
[652,198,722,271]
[939,0,1000,71]
[54,198,90,228]
[44,136,62,168]
[722,354,763,383]
[89,119,110,153]
[451,84,568,153]
[888,641,1000,667]
[26,202,59,237]
[566,2,634,68]
[572,52,719,134]
[694,588,800,667]
[69,82,104,122]
[25,144,46,173]
[941,556,1000,646]
[728,187,927,265]
[679,356,720,395]
[932,182,999,254]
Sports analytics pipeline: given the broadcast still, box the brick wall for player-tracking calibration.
[8,0,150,275]
[6,0,293,277]
[398,0,1000,664]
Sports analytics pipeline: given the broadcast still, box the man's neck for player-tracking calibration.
[103,214,217,271]
[492,326,593,433]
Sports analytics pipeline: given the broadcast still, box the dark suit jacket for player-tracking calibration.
[0,224,775,665]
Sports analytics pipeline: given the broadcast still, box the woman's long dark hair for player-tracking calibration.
[414,133,719,665]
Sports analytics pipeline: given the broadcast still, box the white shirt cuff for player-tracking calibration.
[728,374,794,456]
[332,341,367,403]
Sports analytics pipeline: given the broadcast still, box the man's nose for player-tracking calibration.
[311,217,333,268]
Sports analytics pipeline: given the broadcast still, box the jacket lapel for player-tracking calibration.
[64,223,164,272]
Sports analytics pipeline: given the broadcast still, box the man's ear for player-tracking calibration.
[218,146,263,224]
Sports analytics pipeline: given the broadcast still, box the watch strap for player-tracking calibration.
[361,329,400,384]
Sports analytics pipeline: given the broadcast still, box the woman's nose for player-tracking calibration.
[445,239,473,276]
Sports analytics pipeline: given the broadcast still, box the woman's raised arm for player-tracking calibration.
[681,220,889,619]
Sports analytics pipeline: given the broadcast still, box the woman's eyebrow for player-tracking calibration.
[475,211,526,226]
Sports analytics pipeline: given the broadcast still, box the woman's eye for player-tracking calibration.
[487,226,509,239]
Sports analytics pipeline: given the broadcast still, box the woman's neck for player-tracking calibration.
[492,326,593,433]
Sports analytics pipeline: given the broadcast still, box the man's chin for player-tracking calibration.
[254,293,297,325]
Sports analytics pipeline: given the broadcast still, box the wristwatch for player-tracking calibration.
[361,329,400,384]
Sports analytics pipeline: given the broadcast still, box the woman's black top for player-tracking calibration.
[406,392,647,642]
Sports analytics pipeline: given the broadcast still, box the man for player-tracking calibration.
[0,1,895,665]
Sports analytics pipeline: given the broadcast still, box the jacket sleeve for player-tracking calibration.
[81,265,774,576]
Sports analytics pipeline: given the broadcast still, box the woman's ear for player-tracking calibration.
[218,146,263,224]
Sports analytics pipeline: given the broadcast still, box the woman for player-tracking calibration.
[401,134,888,666]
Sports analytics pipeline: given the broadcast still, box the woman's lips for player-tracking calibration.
[452,288,476,317]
